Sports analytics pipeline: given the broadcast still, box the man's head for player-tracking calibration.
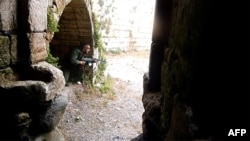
[79,43,91,54]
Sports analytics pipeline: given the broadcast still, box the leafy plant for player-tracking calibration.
[99,75,115,100]
[85,11,114,100]
[45,46,60,68]
[92,13,107,82]
[47,8,59,32]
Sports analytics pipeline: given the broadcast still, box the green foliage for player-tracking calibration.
[98,17,111,35]
[90,12,115,99]
[47,8,59,32]
[82,72,92,85]
[93,14,103,50]
[92,13,108,84]
[99,75,112,93]
[45,46,60,68]
[74,75,115,101]
[95,59,107,82]
[99,75,115,99]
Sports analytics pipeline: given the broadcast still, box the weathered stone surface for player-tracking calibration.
[0,0,17,31]
[0,1,71,139]
[0,62,66,138]
[28,0,48,31]
[0,62,66,140]
[10,35,18,64]
[0,81,48,101]
[0,36,10,67]
[48,90,68,128]
[27,33,47,63]
[29,92,68,134]
[166,94,197,140]
[0,61,65,101]
[30,51,48,64]
[148,42,164,92]
[48,0,72,15]
[76,22,91,28]
[56,34,79,40]
[0,67,17,83]
[141,73,162,140]
[28,33,46,54]
[61,12,75,20]
[30,127,65,141]
[30,61,65,100]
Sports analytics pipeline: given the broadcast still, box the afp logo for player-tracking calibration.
[228,129,247,136]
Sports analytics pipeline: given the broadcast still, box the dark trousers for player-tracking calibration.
[63,65,85,83]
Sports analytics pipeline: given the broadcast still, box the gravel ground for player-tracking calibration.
[58,50,150,141]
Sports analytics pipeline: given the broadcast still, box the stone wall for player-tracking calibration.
[0,0,18,67]
[0,0,72,140]
[140,0,248,141]
[91,0,155,51]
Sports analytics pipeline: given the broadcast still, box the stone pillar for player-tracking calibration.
[28,0,48,63]
[148,0,170,92]
[0,0,18,67]
[139,0,173,140]
[17,0,48,64]
[148,42,164,92]
[0,0,69,140]
[142,73,162,140]
[135,0,167,140]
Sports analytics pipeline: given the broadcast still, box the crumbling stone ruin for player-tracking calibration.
[138,0,247,140]
[0,0,72,140]
[0,0,247,140]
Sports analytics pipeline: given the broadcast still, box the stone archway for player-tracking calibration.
[50,0,94,63]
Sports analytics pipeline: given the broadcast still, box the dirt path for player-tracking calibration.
[58,50,150,141]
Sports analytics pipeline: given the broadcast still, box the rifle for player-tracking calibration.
[80,57,105,66]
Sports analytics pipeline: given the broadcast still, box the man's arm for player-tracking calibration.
[70,48,85,65]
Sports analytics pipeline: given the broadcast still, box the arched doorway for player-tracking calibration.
[50,0,94,65]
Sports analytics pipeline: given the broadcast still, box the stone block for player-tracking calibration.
[61,12,75,20]
[78,27,89,32]
[61,41,80,46]
[75,13,85,20]
[30,50,48,64]
[60,19,75,24]
[63,6,73,12]
[28,0,48,31]
[0,67,17,83]
[57,34,78,41]
[63,23,77,29]
[74,8,85,13]
[0,36,10,67]
[68,0,85,8]
[141,73,162,140]
[76,21,91,28]
[27,33,47,63]
[29,92,68,134]
[10,35,18,64]
[0,0,17,31]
